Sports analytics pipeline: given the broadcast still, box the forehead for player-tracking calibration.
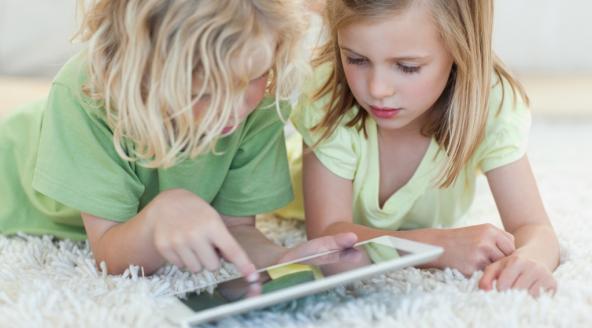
[192,32,277,88]
[234,32,278,79]
[338,4,444,57]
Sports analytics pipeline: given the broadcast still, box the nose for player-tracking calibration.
[368,69,395,100]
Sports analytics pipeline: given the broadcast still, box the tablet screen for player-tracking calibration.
[179,240,411,312]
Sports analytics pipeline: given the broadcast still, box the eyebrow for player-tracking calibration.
[339,46,429,62]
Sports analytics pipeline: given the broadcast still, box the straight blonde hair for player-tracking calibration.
[313,0,529,187]
[75,0,309,168]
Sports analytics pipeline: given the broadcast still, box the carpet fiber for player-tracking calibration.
[1,119,591,327]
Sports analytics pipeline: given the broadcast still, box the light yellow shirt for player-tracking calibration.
[281,73,531,230]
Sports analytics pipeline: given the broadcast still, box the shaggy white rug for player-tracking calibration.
[1,119,591,328]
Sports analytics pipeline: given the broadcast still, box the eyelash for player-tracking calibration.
[346,57,368,66]
[398,64,420,74]
[346,57,421,74]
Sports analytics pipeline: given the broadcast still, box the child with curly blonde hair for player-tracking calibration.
[0,0,356,279]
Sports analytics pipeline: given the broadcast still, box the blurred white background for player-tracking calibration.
[0,0,591,116]
[494,0,592,74]
[0,0,79,76]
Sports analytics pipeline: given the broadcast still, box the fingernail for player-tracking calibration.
[246,271,260,283]
[245,282,262,298]
[348,233,358,245]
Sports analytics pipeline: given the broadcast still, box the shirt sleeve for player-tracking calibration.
[212,101,294,216]
[32,82,145,222]
[290,70,359,180]
[476,78,532,173]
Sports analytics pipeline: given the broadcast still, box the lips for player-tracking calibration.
[369,106,402,119]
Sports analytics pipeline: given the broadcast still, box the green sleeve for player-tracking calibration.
[212,102,294,216]
[32,82,145,221]
[290,74,359,180]
[476,78,532,172]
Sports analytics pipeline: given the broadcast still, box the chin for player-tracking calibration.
[376,121,408,131]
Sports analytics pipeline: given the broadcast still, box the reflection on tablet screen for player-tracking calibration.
[179,241,410,312]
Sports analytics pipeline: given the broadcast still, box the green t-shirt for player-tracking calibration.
[285,67,531,230]
[0,53,293,240]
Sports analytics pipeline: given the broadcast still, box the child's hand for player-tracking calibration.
[430,224,515,276]
[148,189,257,281]
[479,252,557,297]
[276,233,358,264]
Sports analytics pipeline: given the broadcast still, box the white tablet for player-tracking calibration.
[165,236,443,327]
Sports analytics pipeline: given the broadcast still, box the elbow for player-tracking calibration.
[93,255,158,276]
[92,252,125,275]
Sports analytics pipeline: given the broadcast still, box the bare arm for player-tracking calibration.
[479,155,559,295]
[82,189,256,277]
[303,145,515,275]
[303,146,441,246]
[222,215,357,269]
[221,216,285,268]
[84,186,356,277]
[82,206,162,275]
[486,155,559,270]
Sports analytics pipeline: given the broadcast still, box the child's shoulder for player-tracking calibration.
[473,73,532,171]
[293,63,359,130]
[485,73,531,133]
[52,51,90,91]
[48,51,107,119]
[290,64,363,158]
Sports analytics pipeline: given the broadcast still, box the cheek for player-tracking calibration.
[342,64,365,98]
[242,77,268,116]
[405,67,451,110]
[192,100,208,119]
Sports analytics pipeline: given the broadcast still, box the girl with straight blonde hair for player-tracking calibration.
[0,0,357,278]
[280,0,559,296]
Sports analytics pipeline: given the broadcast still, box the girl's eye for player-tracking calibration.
[346,57,368,66]
[398,64,421,74]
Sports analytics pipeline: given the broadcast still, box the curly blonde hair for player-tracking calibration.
[75,0,309,167]
[313,0,529,187]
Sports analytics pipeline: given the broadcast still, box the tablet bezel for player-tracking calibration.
[166,235,443,327]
